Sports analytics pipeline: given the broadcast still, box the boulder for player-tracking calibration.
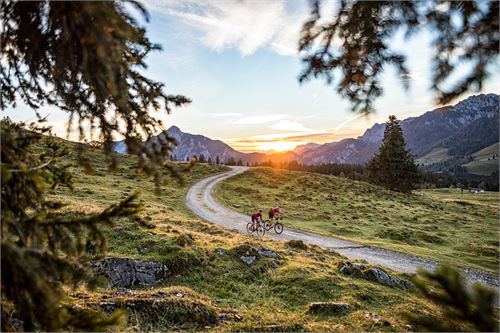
[93,257,170,288]
[240,255,257,265]
[365,268,414,289]
[338,261,413,290]
[215,248,225,255]
[308,302,350,315]
[257,247,279,259]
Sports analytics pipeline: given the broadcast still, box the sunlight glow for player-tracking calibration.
[255,141,303,152]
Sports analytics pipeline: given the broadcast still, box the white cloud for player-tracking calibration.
[232,114,286,125]
[207,112,242,117]
[143,0,310,57]
[270,120,311,132]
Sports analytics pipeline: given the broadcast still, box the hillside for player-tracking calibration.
[46,145,449,331]
[298,94,499,166]
[114,94,499,171]
[216,168,499,273]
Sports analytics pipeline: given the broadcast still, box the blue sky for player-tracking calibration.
[5,0,499,152]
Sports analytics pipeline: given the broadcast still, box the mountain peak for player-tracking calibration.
[167,125,182,133]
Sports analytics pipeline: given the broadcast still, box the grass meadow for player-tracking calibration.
[47,146,452,331]
[216,167,499,273]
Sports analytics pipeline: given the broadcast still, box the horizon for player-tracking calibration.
[3,0,500,152]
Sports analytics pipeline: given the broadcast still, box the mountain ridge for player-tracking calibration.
[114,93,499,169]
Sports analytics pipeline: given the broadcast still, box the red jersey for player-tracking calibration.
[251,212,262,222]
[269,208,280,218]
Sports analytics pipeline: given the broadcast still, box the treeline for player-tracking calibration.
[254,160,366,180]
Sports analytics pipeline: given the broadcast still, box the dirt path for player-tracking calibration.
[186,166,499,288]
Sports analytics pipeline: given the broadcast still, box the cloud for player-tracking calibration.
[270,120,311,132]
[143,0,308,56]
[208,112,242,117]
[232,114,286,125]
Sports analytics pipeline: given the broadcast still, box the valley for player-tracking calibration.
[47,145,450,331]
[216,168,499,274]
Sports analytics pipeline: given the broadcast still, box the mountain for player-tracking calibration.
[114,94,498,172]
[114,125,298,164]
[298,93,499,166]
[293,143,320,154]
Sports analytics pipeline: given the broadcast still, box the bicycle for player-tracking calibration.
[262,216,284,234]
[246,220,265,237]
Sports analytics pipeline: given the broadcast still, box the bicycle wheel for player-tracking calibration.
[246,222,255,234]
[255,224,265,237]
[274,222,283,234]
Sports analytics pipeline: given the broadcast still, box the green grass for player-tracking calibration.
[462,143,499,175]
[48,145,452,331]
[417,147,450,165]
[216,167,499,273]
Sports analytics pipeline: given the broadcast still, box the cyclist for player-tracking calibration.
[268,206,280,227]
[251,209,263,225]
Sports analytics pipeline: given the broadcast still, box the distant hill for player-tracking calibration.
[115,93,499,174]
[114,125,299,164]
[297,93,499,169]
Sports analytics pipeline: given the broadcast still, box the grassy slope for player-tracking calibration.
[416,147,450,165]
[462,143,499,176]
[49,146,445,331]
[216,168,499,273]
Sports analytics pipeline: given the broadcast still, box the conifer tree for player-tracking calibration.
[215,156,220,165]
[366,115,420,193]
[299,0,498,113]
[1,1,188,331]
[407,265,497,332]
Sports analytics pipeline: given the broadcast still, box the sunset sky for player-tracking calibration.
[5,0,499,152]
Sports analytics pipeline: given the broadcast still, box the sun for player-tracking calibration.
[256,141,300,152]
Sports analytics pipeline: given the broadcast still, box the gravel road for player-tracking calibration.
[186,166,499,288]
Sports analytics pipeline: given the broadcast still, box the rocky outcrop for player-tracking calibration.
[339,261,414,289]
[79,288,219,330]
[240,256,257,265]
[92,257,170,288]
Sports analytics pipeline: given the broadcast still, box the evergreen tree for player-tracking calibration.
[207,156,212,164]
[237,158,243,166]
[1,1,188,330]
[366,116,420,193]
[186,156,190,162]
[299,0,498,113]
[407,265,497,332]
[215,156,220,165]
[198,154,206,163]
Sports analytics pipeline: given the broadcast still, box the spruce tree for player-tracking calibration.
[1,1,188,331]
[366,115,420,193]
[299,0,498,113]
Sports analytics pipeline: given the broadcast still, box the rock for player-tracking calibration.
[233,204,241,208]
[92,257,170,288]
[232,244,259,256]
[308,302,350,315]
[91,290,219,329]
[271,261,280,269]
[215,248,225,255]
[257,247,278,258]
[405,324,415,331]
[338,261,366,276]
[99,301,118,313]
[176,293,184,298]
[240,255,256,265]
[338,261,413,290]
[366,268,414,289]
